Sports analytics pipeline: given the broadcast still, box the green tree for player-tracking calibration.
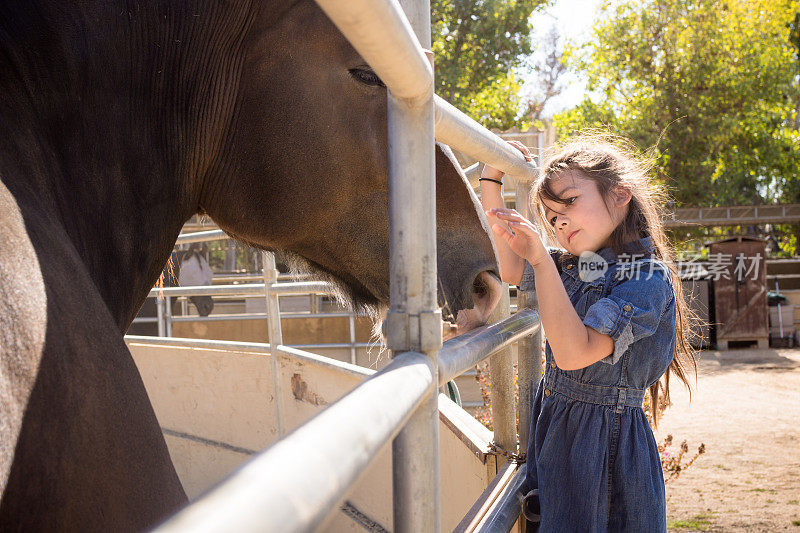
[431,0,550,129]
[555,0,800,208]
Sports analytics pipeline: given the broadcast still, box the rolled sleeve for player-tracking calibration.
[582,262,674,365]
[518,247,564,292]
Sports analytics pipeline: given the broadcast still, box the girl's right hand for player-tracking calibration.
[485,208,550,268]
[481,140,533,181]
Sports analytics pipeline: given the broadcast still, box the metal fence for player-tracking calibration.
[149,0,544,531]
[136,236,530,367]
[138,255,371,364]
[137,227,360,356]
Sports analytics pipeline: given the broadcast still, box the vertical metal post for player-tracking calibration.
[487,283,516,467]
[156,295,165,337]
[263,251,285,438]
[516,293,542,455]
[349,312,357,365]
[165,296,173,337]
[515,181,532,450]
[225,240,236,271]
[386,1,441,531]
[516,170,543,533]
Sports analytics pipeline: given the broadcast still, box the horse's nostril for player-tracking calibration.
[471,271,501,314]
[472,275,488,300]
[449,271,502,338]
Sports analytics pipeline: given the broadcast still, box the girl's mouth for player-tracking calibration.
[568,230,579,243]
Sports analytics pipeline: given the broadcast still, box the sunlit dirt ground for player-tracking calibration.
[653,346,800,532]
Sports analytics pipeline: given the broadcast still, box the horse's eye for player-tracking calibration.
[349,68,385,88]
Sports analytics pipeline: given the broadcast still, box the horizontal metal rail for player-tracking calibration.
[433,96,537,182]
[178,202,800,238]
[269,281,335,295]
[438,309,540,385]
[463,162,480,184]
[213,273,312,283]
[288,342,374,350]
[132,317,159,323]
[147,281,337,298]
[163,311,364,322]
[150,284,265,298]
[154,350,435,533]
[476,465,527,532]
[124,336,372,378]
[175,229,228,244]
[455,463,527,532]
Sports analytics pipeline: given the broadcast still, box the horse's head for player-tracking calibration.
[198,0,501,330]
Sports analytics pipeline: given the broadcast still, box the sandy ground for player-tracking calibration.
[652,346,800,532]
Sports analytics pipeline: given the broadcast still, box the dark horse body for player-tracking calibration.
[0,1,500,530]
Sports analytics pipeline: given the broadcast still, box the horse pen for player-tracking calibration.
[123,0,547,530]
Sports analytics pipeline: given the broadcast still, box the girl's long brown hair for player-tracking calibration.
[530,131,703,428]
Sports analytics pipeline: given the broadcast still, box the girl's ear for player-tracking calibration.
[611,182,633,207]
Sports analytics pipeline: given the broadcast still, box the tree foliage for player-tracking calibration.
[431,0,550,129]
[555,0,800,208]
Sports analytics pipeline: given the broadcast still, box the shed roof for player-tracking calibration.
[705,236,767,247]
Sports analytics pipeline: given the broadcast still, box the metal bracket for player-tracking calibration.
[384,309,443,353]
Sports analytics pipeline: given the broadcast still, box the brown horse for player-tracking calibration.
[0,0,501,530]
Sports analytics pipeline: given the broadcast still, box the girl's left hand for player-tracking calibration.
[486,208,549,267]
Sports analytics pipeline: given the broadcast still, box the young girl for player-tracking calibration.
[480,134,699,532]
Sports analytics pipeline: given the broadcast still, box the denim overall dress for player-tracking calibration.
[519,235,676,532]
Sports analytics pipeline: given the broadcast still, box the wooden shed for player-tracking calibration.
[706,236,768,349]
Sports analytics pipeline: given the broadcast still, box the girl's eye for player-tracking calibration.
[349,68,386,88]
[548,198,576,226]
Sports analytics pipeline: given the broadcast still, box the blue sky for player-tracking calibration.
[525,0,604,117]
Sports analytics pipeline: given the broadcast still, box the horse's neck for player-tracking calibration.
[0,96,192,330]
[0,4,241,328]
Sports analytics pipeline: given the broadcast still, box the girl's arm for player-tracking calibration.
[528,256,615,370]
[489,209,615,371]
[480,141,530,285]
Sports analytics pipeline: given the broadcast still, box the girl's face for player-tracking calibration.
[539,170,631,256]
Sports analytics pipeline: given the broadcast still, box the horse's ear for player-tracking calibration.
[435,142,485,213]
[435,142,471,187]
[436,142,464,172]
